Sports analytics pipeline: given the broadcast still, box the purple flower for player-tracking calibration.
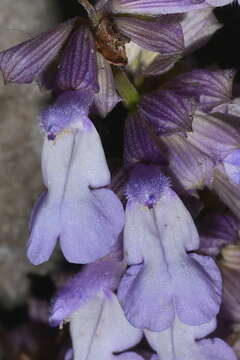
[27,91,124,265]
[0,1,186,117]
[50,247,143,359]
[118,164,222,332]
[145,317,237,360]
[125,113,214,192]
[142,9,221,77]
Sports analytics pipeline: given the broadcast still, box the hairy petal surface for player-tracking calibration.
[50,245,124,326]
[118,166,221,331]
[40,90,94,139]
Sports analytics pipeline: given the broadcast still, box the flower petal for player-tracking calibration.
[124,113,165,166]
[188,111,240,162]
[199,213,239,256]
[93,52,120,117]
[144,53,182,76]
[0,19,75,84]
[40,90,94,139]
[49,245,124,326]
[223,149,240,184]
[115,16,184,54]
[181,8,222,52]
[28,124,124,265]
[69,292,143,360]
[56,25,99,92]
[158,134,214,191]
[168,69,235,113]
[118,175,221,331]
[60,187,125,263]
[145,317,236,360]
[139,91,194,135]
[112,0,207,15]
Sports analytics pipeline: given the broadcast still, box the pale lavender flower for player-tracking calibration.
[27,91,124,265]
[50,247,143,360]
[118,164,222,331]
[145,317,237,360]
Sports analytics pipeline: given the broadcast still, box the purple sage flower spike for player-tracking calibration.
[50,247,143,360]
[144,317,237,360]
[27,92,124,265]
[118,164,222,332]
[0,19,75,84]
[56,25,99,92]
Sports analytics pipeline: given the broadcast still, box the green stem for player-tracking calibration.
[113,67,140,112]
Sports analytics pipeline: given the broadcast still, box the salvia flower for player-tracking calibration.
[27,91,124,265]
[118,163,222,332]
[50,247,144,360]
